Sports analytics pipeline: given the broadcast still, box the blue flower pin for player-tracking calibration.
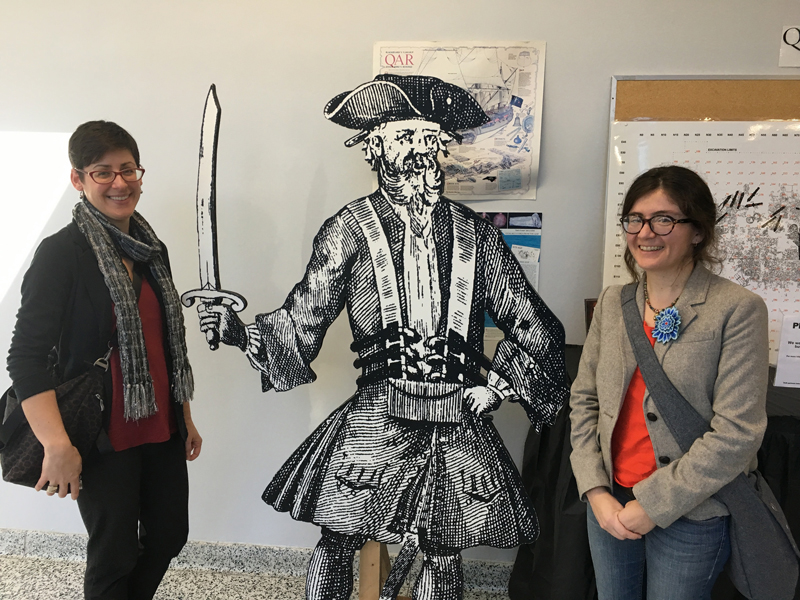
[652,306,681,344]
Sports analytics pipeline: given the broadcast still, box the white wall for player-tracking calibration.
[0,0,794,563]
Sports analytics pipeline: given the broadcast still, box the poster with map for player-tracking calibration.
[602,121,800,362]
[374,41,546,200]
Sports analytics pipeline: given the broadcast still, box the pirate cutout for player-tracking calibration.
[191,74,568,600]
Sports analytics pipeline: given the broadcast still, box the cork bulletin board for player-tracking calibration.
[613,78,800,122]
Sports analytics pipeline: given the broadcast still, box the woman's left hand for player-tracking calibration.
[618,499,656,535]
[185,420,203,461]
[183,403,202,461]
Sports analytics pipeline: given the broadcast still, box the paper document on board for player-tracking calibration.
[511,244,539,292]
[775,312,800,388]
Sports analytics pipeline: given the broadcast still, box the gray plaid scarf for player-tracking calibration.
[73,200,194,420]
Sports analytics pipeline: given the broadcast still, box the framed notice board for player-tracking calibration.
[601,77,800,362]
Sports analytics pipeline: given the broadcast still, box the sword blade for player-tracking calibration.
[196,84,222,290]
[182,84,246,350]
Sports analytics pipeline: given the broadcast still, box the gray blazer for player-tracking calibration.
[569,265,769,528]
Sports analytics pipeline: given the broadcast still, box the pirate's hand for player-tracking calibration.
[198,303,248,351]
[464,385,502,416]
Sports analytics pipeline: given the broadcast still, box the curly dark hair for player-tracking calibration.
[621,165,720,281]
[68,121,140,180]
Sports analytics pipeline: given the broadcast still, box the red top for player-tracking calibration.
[612,321,658,488]
[108,277,177,452]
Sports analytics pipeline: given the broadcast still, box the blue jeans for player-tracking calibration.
[586,489,730,600]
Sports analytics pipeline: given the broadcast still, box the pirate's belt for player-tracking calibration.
[346,197,491,423]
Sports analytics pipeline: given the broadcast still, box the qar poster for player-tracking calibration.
[375,41,546,200]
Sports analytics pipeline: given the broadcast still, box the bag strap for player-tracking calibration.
[622,285,800,563]
[620,283,710,453]
[0,388,26,447]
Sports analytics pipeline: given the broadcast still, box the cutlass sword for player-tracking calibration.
[181,84,247,350]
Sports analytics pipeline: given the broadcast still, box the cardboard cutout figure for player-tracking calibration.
[195,75,569,600]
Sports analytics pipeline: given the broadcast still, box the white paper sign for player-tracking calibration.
[511,244,540,292]
[775,312,800,388]
[779,26,800,67]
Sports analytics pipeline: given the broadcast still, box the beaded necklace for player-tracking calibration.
[643,275,682,344]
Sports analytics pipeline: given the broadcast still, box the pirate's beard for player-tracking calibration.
[377,152,444,237]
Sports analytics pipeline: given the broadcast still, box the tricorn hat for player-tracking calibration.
[324,74,490,147]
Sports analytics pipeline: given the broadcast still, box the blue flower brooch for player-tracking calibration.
[643,276,681,344]
[652,305,681,344]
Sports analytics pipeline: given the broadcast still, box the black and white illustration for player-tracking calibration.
[190,74,568,600]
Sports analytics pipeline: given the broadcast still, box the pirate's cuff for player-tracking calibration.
[245,324,268,373]
[487,370,517,401]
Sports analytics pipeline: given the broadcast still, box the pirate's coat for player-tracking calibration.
[253,191,568,551]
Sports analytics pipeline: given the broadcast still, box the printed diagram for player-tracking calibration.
[602,121,800,362]
[715,184,800,289]
[374,41,546,199]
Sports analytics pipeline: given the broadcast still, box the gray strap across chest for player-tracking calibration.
[620,283,709,452]
[348,197,476,340]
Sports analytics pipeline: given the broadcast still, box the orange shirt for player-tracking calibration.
[612,321,658,488]
[108,277,177,452]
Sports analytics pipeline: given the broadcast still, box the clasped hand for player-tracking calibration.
[38,441,82,500]
[587,488,656,540]
[197,303,247,350]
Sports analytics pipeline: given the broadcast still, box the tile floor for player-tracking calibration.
[0,555,509,600]
[0,529,510,599]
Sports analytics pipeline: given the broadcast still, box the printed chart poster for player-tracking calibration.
[602,121,800,363]
[481,212,542,330]
[374,41,546,200]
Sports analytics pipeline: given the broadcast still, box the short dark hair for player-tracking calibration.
[621,165,720,281]
[68,121,140,179]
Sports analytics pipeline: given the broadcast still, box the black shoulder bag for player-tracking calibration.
[0,350,111,487]
[621,283,799,600]
[0,266,143,488]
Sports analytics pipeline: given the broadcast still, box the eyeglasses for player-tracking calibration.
[620,214,693,235]
[75,167,145,184]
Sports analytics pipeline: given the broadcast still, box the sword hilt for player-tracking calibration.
[181,289,248,351]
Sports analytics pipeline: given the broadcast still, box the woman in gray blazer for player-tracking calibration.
[570,166,768,600]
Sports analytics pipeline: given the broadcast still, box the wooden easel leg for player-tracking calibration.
[358,540,384,600]
[358,541,409,600]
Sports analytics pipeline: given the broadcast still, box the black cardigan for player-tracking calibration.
[6,220,187,438]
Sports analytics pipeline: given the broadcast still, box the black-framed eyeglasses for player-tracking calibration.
[620,214,693,236]
[75,167,145,184]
